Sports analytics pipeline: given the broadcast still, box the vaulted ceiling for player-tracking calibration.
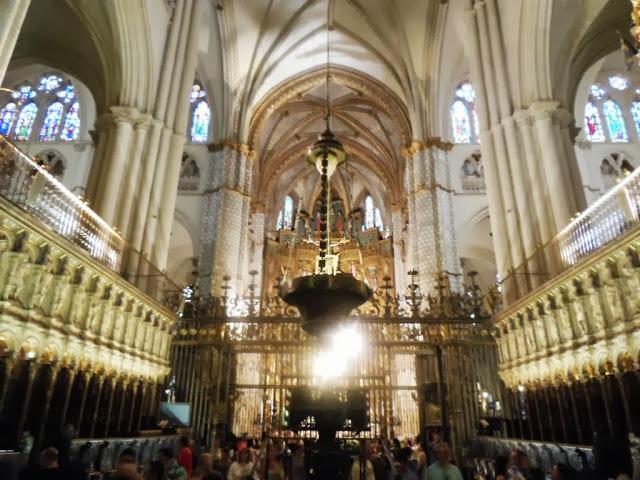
[218,0,446,140]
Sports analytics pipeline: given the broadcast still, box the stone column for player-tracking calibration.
[0,0,30,84]
[530,103,575,231]
[89,107,138,225]
[403,140,462,294]
[116,114,152,237]
[199,143,254,296]
[390,208,406,295]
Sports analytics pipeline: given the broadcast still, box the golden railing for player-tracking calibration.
[499,166,640,304]
[0,135,181,307]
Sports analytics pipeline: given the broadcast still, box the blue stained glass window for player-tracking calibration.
[0,102,17,135]
[589,85,607,99]
[39,102,64,141]
[61,102,80,141]
[14,103,38,141]
[584,102,605,142]
[283,195,294,229]
[603,100,628,142]
[56,84,76,103]
[38,75,63,92]
[631,101,640,139]
[190,100,210,143]
[451,100,472,144]
[190,84,206,103]
[608,75,630,91]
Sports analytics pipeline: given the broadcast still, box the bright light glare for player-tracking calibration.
[313,325,365,381]
[331,325,363,359]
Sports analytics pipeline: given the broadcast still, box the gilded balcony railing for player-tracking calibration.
[500,166,640,304]
[0,135,181,307]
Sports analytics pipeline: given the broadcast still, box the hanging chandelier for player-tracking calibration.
[280,1,371,337]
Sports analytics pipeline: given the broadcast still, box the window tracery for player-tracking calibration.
[189,82,211,143]
[600,153,636,189]
[34,150,66,180]
[460,152,485,192]
[0,73,80,142]
[450,82,479,144]
[178,153,201,191]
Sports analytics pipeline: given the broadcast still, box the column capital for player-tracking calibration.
[135,113,153,130]
[512,110,532,127]
[110,106,140,125]
[555,108,574,128]
[529,101,560,121]
[402,138,453,158]
[208,140,255,159]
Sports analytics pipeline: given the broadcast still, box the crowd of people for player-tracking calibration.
[5,432,637,480]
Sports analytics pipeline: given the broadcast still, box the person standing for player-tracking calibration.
[423,444,462,480]
[177,436,193,478]
[228,448,258,480]
[157,448,188,480]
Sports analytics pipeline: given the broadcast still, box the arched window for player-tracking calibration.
[39,102,64,141]
[276,195,295,230]
[189,82,211,143]
[602,100,628,142]
[61,102,80,141]
[0,73,80,142]
[600,153,636,189]
[0,102,17,135]
[584,102,605,142]
[450,81,479,144]
[35,150,66,180]
[14,103,38,141]
[363,194,383,232]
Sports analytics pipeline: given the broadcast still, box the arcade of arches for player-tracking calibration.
[0,0,640,477]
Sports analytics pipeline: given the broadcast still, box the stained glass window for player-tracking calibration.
[631,101,640,139]
[61,102,80,141]
[451,100,472,144]
[584,102,605,142]
[14,103,38,141]
[0,102,17,135]
[12,85,36,103]
[589,85,607,99]
[190,83,206,103]
[603,100,628,142]
[39,102,64,141]
[608,75,630,91]
[283,195,294,230]
[38,75,63,92]
[1,73,81,142]
[455,82,476,102]
[276,210,284,230]
[190,101,210,143]
[56,84,76,103]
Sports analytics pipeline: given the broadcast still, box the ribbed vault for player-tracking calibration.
[249,66,411,218]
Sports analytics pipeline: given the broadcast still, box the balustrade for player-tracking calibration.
[0,135,181,307]
[500,166,640,304]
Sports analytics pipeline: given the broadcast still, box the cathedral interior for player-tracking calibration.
[0,0,640,479]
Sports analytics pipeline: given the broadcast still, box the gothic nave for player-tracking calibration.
[0,0,639,479]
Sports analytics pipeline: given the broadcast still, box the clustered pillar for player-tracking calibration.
[0,354,162,452]
[198,143,254,297]
[84,0,203,273]
[464,0,586,303]
[404,140,461,294]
